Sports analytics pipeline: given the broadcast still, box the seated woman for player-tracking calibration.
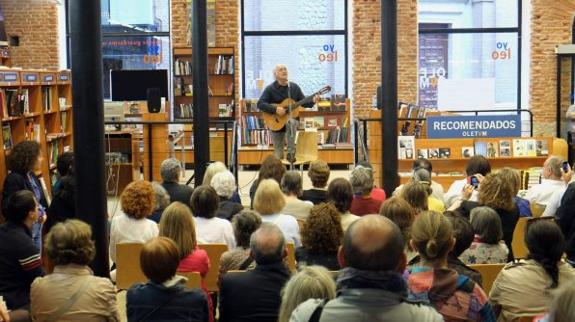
[211,170,243,221]
[326,178,360,232]
[399,181,429,214]
[191,185,236,250]
[406,211,495,321]
[45,174,76,233]
[149,182,170,223]
[301,159,330,205]
[127,237,209,321]
[31,219,119,321]
[380,197,417,262]
[249,155,286,208]
[411,168,445,213]
[349,165,383,216]
[281,171,313,221]
[219,210,262,275]
[498,167,532,217]
[459,206,509,264]
[490,219,575,321]
[296,203,342,270]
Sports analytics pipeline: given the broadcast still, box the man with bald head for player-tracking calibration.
[257,64,318,162]
[290,215,443,321]
[219,223,290,322]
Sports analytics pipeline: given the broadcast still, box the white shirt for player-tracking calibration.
[282,198,313,221]
[109,214,159,262]
[524,179,566,206]
[542,186,568,217]
[194,216,236,249]
[444,178,479,209]
[261,213,301,247]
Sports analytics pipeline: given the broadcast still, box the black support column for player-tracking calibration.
[70,0,109,277]
[381,0,399,195]
[192,0,210,186]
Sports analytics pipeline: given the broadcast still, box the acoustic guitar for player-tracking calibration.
[262,85,331,131]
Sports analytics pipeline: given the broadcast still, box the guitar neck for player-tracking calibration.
[292,92,319,108]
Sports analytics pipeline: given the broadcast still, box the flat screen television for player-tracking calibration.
[110,69,168,101]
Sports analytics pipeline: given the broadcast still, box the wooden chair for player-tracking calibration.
[297,219,306,233]
[468,263,505,294]
[512,217,530,259]
[198,243,229,292]
[282,131,318,173]
[116,243,147,290]
[179,271,202,289]
[530,203,546,218]
[286,243,297,272]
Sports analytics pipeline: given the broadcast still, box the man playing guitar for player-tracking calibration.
[257,64,319,162]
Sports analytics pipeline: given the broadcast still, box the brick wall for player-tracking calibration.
[0,0,59,69]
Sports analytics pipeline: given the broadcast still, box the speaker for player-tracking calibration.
[146,88,161,113]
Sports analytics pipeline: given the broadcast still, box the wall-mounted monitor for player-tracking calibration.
[110,69,168,101]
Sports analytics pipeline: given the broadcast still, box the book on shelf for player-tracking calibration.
[325,116,339,128]
[174,59,192,76]
[2,123,12,150]
[398,136,415,160]
[536,140,549,156]
[0,90,6,118]
[243,99,259,112]
[42,86,52,111]
[218,103,232,117]
[428,148,439,159]
[417,149,429,159]
[513,139,536,157]
[49,142,59,167]
[214,55,234,74]
[462,146,474,158]
[59,97,66,110]
[6,89,23,116]
[175,104,193,119]
[474,141,487,157]
[25,120,41,142]
[500,139,511,157]
[60,111,68,132]
[20,89,29,114]
[438,148,451,159]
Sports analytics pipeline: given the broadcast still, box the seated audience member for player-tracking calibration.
[456,172,519,261]
[191,185,236,249]
[219,210,262,275]
[219,223,291,322]
[149,182,170,223]
[460,206,509,264]
[350,165,383,216]
[525,156,568,207]
[407,211,496,321]
[278,266,336,322]
[393,158,444,201]
[250,155,286,208]
[542,185,568,218]
[290,215,443,322]
[109,180,159,264]
[399,180,429,214]
[412,168,445,212]
[556,182,575,266]
[356,161,387,202]
[204,161,241,204]
[211,170,243,221]
[31,219,119,321]
[296,203,342,270]
[160,158,193,206]
[253,179,301,247]
[0,303,8,322]
[444,155,491,208]
[301,159,330,205]
[52,151,74,194]
[490,220,575,321]
[0,191,44,311]
[45,174,76,233]
[326,178,360,232]
[281,171,313,220]
[380,197,417,262]
[498,167,532,217]
[534,283,575,322]
[127,237,209,321]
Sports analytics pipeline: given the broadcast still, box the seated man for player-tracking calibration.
[524,156,568,206]
[160,158,193,205]
[0,190,44,311]
[290,215,443,321]
[219,223,291,322]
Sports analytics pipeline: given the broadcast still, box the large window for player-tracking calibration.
[418,0,521,111]
[241,0,348,99]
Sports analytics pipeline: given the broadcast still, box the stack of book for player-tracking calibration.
[174,59,193,76]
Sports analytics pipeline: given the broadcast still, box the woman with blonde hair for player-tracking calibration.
[498,167,532,217]
[253,178,301,246]
[278,265,336,322]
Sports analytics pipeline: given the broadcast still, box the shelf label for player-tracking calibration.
[24,74,37,82]
[3,73,17,82]
[43,75,54,82]
[59,74,69,81]
[427,115,521,138]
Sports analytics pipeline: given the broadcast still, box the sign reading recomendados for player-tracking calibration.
[427,115,522,138]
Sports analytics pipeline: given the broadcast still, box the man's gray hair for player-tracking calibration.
[281,171,303,196]
[250,222,286,265]
[151,182,170,211]
[160,158,181,183]
[350,165,374,196]
[211,170,236,199]
[545,156,564,179]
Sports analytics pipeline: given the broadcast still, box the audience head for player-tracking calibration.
[350,164,374,196]
[250,223,286,265]
[211,170,237,199]
[302,203,343,255]
[327,178,353,214]
[120,180,156,219]
[478,172,515,211]
[190,185,219,218]
[4,190,38,225]
[411,211,454,263]
[151,182,170,212]
[160,158,182,183]
[341,215,405,272]
[443,211,474,257]
[140,237,181,284]
[526,219,566,288]
[413,158,433,173]
[497,167,522,195]
[278,266,336,322]
[253,179,286,215]
[203,161,227,186]
[412,167,432,185]
[543,156,564,180]
[56,151,74,177]
[465,155,491,177]
[45,219,95,266]
[258,155,286,185]
[399,181,429,212]
[379,197,416,246]
[232,210,262,249]
[547,283,575,322]
[7,140,41,174]
[308,159,330,188]
[159,202,197,259]
[470,206,503,245]
[281,171,303,197]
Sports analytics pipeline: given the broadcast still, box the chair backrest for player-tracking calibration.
[512,217,530,260]
[295,131,319,161]
[179,271,202,289]
[286,243,296,272]
[530,203,546,218]
[297,219,305,233]
[116,243,147,290]
[198,243,229,292]
[468,263,505,294]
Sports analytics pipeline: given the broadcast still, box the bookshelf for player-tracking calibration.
[0,69,73,197]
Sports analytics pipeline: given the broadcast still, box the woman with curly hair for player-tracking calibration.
[219,210,262,275]
[2,140,48,249]
[249,155,287,208]
[295,203,342,270]
[109,180,159,264]
[211,170,243,221]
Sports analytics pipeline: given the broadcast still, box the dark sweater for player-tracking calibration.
[300,189,327,205]
[556,182,575,261]
[257,81,313,132]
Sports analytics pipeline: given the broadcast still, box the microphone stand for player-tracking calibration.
[287,81,295,170]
